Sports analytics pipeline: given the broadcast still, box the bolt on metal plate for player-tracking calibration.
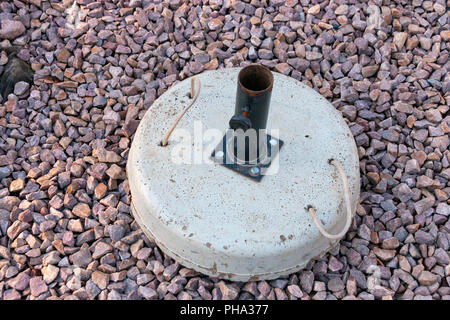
[210,133,284,182]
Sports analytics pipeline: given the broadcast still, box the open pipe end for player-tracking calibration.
[238,64,274,96]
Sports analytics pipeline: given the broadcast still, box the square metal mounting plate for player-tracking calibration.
[210,133,283,182]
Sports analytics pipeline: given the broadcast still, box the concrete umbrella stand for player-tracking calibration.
[127,67,360,282]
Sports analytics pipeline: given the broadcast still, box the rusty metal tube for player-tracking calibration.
[232,64,274,132]
[229,64,274,163]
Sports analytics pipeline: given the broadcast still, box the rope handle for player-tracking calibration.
[308,159,353,240]
[160,76,201,147]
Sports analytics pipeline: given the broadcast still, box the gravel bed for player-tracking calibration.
[0,0,449,300]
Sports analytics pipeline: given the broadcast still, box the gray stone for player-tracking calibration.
[13,81,30,96]
[29,277,48,297]
[70,246,92,268]
[415,230,435,245]
[328,278,345,292]
[299,271,314,293]
[0,20,26,39]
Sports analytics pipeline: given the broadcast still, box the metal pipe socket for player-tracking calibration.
[229,64,274,163]
[230,64,274,131]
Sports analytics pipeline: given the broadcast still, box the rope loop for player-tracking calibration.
[160,76,201,147]
[308,159,353,240]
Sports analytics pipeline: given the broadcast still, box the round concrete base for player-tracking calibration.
[127,68,360,281]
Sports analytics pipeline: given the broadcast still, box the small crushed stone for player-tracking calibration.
[0,0,449,300]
